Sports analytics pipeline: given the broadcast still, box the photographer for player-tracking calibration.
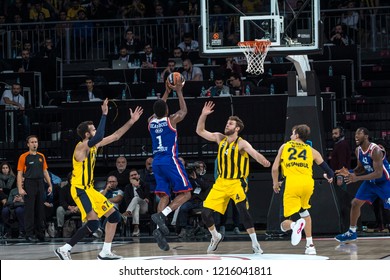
[176,161,211,238]
[123,169,150,237]
[1,188,25,239]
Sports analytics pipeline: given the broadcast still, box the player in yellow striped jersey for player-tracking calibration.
[272,124,334,255]
[196,101,270,254]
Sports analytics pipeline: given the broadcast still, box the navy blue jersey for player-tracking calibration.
[358,143,390,184]
[149,116,178,165]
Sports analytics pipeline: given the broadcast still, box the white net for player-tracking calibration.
[238,40,271,75]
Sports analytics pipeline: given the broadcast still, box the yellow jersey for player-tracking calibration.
[281,140,313,178]
[71,143,97,188]
[217,137,249,179]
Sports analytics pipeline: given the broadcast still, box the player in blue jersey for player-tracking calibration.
[148,81,192,251]
[335,127,390,242]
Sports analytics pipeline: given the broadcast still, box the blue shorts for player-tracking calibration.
[355,180,390,209]
[153,160,192,197]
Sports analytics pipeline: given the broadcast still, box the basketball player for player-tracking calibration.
[335,127,390,242]
[55,99,143,260]
[272,124,334,255]
[196,101,270,254]
[149,79,192,251]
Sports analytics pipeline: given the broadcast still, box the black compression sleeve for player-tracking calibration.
[319,161,335,178]
[88,115,107,147]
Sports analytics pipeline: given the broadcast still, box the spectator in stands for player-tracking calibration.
[56,172,80,238]
[73,9,93,59]
[173,47,186,60]
[182,58,203,81]
[6,0,29,22]
[120,29,142,54]
[55,10,72,56]
[140,43,161,68]
[0,188,7,232]
[218,57,242,79]
[160,59,178,82]
[178,33,199,54]
[18,49,38,72]
[117,46,131,62]
[37,38,58,59]
[0,82,31,139]
[0,162,16,196]
[206,76,230,96]
[176,161,211,238]
[84,0,107,21]
[228,73,253,96]
[138,157,157,213]
[123,169,150,237]
[121,0,146,18]
[107,156,130,192]
[29,1,51,21]
[330,24,353,46]
[209,3,226,33]
[1,188,25,239]
[84,77,103,101]
[67,0,85,20]
[340,0,359,42]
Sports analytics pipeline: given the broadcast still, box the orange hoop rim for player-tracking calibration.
[237,39,271,49]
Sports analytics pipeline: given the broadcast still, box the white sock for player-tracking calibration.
[249,233,258,245]
[61,243,72,251]
[102,242,112,253]
[350,226,357,232]
[162,206,172,216]
[306,237,313,246]
[210,228,220,239]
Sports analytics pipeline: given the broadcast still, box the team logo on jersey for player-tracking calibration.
[155,128,163,133]
[102,205,107,211]
[225,149,229,155]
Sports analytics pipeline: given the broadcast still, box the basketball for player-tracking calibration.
[167,72,185,86]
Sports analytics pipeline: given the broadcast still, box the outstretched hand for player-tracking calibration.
[335,167,349,176]
[323,173,334,184]
[202,101,215,116]
[335,167,357,184]
[101,98,109,115]
[130,106,143,122]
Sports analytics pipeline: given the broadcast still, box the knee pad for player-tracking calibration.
[107,210,121,224]
[86,220,100,233]
[201,208,214,228]
[236,201,254,229]
[299,210,310,218]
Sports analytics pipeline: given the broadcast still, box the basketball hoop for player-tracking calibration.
[238,39,271,75]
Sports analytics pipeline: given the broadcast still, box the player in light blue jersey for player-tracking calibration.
[148,81,192,251]
[335,127,390,242]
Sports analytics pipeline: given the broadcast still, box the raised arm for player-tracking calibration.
[169,81,187,126]
[196,101,224,143]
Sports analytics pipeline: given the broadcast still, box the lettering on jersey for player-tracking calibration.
[285,162,309,168]
[150,122,168,129]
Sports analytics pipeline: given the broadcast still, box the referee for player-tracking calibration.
[17,135,52,242]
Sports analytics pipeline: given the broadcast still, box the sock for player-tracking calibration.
[61,243,72,252]
[249,233,258,245]
[306,237,313,246]
[162,206,172,216]
[350,226,357,232]
[290,222,296,230]
[102,242,112,253]
[210,228,220,239]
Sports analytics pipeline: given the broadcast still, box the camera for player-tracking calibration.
[186,162,200,172]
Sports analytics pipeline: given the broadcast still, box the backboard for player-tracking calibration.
[200,0,322,57]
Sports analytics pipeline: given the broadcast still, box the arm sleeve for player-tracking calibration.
[87,115,106,147]
[319,161,335,178]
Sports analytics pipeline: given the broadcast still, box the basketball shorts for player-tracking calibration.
[203,177,248,214]
[356,180,390,209]
[283,175,314,217]
[153,162,192,197]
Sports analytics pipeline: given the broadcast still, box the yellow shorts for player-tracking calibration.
[71,185,114,222]
[203,177,248,214]
[283,175,314,217]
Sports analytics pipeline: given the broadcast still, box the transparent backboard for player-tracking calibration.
[200,0,322,56]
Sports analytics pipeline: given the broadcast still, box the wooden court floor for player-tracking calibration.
[1,231,390,260]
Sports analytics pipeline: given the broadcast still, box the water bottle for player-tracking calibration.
[268,68,273,76]
[270,83,275,95]
[328,66,333,77]
[114,45,118,55]
[121,89,126,100]
[66,91,71,102]
[157,72,161,83]
[209,70,214,81]
[207,58,212,65]
[245,85,250,95]
[200,86,206,97]
[151,88,156,97]
[16,77,20,84]
[133,72,138,84]
[173,90,177,97]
